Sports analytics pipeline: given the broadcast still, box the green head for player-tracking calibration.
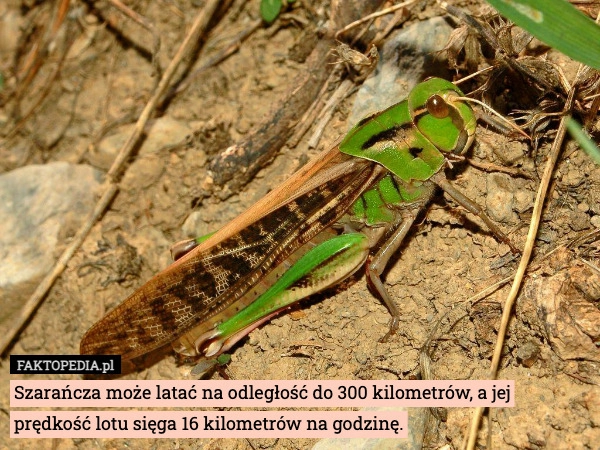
[340,77,476,182]
[408,77,476,155]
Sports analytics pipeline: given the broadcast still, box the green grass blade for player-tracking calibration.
[567,117,600,165]
[260,0,282,24]
[485,0,600,69]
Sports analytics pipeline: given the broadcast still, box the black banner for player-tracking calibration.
[10,355,121,375]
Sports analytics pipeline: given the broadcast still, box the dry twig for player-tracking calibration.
[464,80,579,450]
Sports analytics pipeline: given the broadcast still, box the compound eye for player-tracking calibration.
[426,94,449,119]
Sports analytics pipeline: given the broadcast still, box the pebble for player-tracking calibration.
[485,174,516,223]
[348,17,452,125]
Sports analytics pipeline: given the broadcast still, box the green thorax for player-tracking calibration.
[340,78,476,183]
[351,174,433,225]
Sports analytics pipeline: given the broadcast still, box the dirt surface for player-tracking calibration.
[2,0,599,449]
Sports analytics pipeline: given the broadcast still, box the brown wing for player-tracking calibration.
[80,148,382,361]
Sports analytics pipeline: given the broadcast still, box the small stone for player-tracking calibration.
[561,167,585,187]
[486,174,517,223]
[182,211,211,239]
[569,210,590,231]
[121,156,165,190]
[514,190,534,213]
[577,202,589,213]
[516,341,541,368]
[355,352,368,365]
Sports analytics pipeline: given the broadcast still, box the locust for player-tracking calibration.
[80,78,516,365]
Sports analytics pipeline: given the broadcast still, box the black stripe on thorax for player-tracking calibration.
[361,122,413,150]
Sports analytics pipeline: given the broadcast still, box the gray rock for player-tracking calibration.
[348,17,453,125]
[0,162,103,326]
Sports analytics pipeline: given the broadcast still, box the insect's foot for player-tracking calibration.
[378,319,399,343]
[504,237,521,255]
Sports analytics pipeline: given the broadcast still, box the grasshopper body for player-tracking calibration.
[81,78,489,364]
